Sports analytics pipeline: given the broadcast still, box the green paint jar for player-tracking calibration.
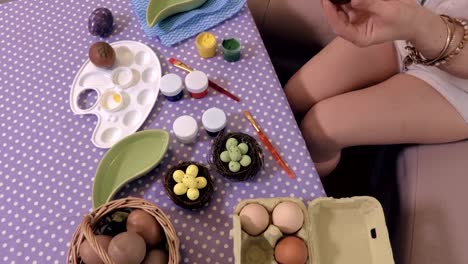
[222,38,241,62]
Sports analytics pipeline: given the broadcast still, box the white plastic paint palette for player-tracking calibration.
[70,41,161,148]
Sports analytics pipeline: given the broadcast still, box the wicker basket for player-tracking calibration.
[67,197,180,264]
[210,132,263,181]
[164,162,214,210]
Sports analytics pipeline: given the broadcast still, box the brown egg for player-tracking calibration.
[274,236,308,264]
[79,235,112,264]
[142,249,169,264]
[126,209,164,247]
[89,42,115,69]
[108,232,146,264]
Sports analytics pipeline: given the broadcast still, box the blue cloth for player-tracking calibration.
[132,0,246,46]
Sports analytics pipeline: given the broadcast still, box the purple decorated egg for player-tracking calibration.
[88,7,114,38]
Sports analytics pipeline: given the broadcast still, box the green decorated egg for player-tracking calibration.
[226,138,239,149]
[229,161,241,172]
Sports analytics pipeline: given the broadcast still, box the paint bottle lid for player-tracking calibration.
[173,115,199,144]
[185,71,208,94]
[202,107,227,133]
[160,73,183,97]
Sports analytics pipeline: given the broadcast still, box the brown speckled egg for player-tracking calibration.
[142,249,169,264]
[89,42,115,69]
[126,209,164,247]
[108,232,146,264]
[274,236,308,264]
[79,235,112,264]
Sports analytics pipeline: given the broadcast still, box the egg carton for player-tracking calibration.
[231,197,394,264]
[70,41,162,148]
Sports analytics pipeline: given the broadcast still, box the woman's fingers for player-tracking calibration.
[351,0,385,13]
[341,4,359,23]
[322,0,348,30]
[323,0,361,43]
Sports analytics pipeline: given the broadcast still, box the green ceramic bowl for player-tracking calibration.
[92,129,170,208]
[146,0,208,27]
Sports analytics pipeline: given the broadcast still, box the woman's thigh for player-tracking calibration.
[300,73,468,161]
[285,38,400,115]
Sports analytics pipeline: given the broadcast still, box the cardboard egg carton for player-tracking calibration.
[231,197,394,264]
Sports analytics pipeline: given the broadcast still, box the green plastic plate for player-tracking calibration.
[92,129,170,208]
[146,0,208,27]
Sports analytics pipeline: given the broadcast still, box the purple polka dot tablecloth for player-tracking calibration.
[0,0,324,263]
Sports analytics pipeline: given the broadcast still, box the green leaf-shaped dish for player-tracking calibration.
[92,129,170,208]
[146,0,208,27]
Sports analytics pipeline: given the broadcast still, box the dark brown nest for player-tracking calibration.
[210,132,263,181]
[164,162,214,210]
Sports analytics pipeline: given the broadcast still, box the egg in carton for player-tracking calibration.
[231,197,395,264]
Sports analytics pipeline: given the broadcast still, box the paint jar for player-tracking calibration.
[185,71,208,99]
[100,90,124,112]
[195,32,217,59]
[173,115,199,144]
[160,73,184,102]
[222,38,241,62]
[202,107,227,137]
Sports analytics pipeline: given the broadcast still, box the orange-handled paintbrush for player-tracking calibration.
[243,111,295,179]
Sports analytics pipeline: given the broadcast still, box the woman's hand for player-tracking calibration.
[322,0,424,47]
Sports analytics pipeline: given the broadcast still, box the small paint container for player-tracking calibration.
[222,38,241,62]
[173,115,199,144]
[185,71,208,99]
[195,32,217,59]
[100,90,124,112]
[160,73,184,102]
[202,107,227,137]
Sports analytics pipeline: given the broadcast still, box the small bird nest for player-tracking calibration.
[164,162,214,210]
[210,132,263,181]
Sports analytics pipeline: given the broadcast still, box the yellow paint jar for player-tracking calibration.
[195,32,217,58]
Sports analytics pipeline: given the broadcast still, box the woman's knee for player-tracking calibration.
[300,101,344,161]
[285,65,324,116]
[285,72,311,115]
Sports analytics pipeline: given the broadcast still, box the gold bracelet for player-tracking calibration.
[428,15,455,64]
[434,16,468,66]
[404,15,454,68]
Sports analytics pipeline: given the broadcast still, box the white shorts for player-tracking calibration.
[394,0,468,122]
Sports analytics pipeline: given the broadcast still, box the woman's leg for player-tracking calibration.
[301,73,468,177]
[285,38,399,116]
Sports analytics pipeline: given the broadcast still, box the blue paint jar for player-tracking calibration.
[160,73,184,102]
[202,107,227,137]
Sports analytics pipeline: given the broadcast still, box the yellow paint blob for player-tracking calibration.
[113,94,121,103]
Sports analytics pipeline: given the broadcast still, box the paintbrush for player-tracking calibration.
[243,110,295,179]
[168,58,241,102]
